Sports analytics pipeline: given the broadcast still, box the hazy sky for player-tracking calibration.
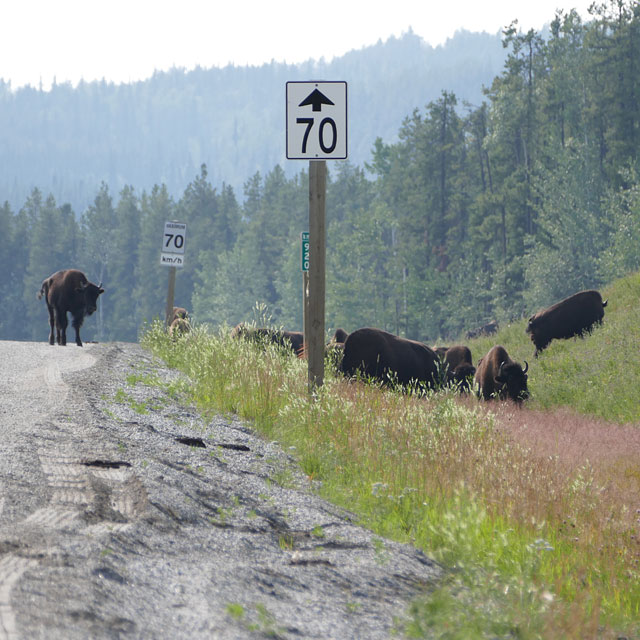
[1,0,596,90]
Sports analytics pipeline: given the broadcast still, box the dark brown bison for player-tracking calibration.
[325,328,348,370]
[340,327,439,390]
[38,269,104,346]
[231,323,304,355]
[330,328,348,344]
[466,320,498,340]
[475,345,529,403]
[443,345,476,390]
[526,290,607,357]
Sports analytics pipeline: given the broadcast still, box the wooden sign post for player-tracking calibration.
[307,160,326,390]
[165,267,177,326]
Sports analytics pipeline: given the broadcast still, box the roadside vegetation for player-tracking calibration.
[141,272,640,639]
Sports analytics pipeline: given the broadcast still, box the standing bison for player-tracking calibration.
[526,289,607,357]
[38,269,104,346]
[475,345,529,403]
[465,320,498,340]
[340,327,439,390]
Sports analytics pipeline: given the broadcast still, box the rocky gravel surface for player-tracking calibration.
[0,340,442,639]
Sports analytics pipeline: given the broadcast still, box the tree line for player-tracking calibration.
[0,30,505,215]
[2,0,640,344]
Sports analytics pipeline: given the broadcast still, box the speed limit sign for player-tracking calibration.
[286,81,347,160]
[160,221,186,267]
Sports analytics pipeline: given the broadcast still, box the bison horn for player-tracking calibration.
[522,360,529,374]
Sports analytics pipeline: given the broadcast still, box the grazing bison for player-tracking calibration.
[38,269,104,346]
[443,345,476,391]
[325,328,348,370]
[526,290,607,357]
[466,321,499,340]
[340,327,439,390]
[330,328,348,344]
[171,307,189,322]
[432,346,450,360]
[475,345,529,403]
[169,317,191,338]
[231,323,304,355]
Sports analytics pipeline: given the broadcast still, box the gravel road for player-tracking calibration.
[0,340,442,639]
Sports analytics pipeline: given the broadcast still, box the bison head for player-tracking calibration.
[495,360,529,402]
[79,281,104,315]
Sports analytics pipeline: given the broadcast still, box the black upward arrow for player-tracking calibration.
[299,89,334,112]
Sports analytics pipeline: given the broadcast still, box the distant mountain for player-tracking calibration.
[0,29,506,213]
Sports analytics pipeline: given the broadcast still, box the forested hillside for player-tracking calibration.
[2,1,640,345]
[0,29,505,214]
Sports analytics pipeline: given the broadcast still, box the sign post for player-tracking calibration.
[160,221,186,326]
[287,81,347,391]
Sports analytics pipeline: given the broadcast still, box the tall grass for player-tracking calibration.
[142,289,640,639]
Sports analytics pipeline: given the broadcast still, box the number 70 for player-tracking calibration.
[296,117,337,154]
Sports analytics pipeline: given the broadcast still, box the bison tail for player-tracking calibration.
[37,283,47,300]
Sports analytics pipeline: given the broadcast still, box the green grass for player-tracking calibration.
[469,272,640,423]
[140,276,640,639]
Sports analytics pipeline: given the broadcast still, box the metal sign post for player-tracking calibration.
[160,221,186,326]
[287,81,347,391]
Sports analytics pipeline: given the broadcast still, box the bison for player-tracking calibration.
[325,328,348,370]
[443,345,476,391]
[38,269,104,346]
[330,328,348,344]
[169,317,191,338]
[466,320,498,340]
[231,323,304,355]
[526,289,607,357]
[475,345,529,403]
[340,327,439,390]
[432,346,450,360]
[171,306,189,322]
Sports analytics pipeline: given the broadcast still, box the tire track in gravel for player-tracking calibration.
[0,346,147,640]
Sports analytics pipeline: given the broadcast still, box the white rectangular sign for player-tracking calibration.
[286,81,347,160]
[161,221,186,268]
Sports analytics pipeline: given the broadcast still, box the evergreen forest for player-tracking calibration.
[2,1,640,345]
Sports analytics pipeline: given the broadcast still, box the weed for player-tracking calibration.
[226,603,245,620]
[278,534,295,551]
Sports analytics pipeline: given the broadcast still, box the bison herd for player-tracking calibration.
[37,270,606,404]
[230,287,607,404]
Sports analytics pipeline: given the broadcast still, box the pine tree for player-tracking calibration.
[109,186,141,340]
[134,184,176,328]
[79,183,116,341]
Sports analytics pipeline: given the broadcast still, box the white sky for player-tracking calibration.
[1,0,596,90]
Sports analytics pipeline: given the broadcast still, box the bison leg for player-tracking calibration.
[54,308,68,346]
[71,314,85,347]
[46,303,55,345]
